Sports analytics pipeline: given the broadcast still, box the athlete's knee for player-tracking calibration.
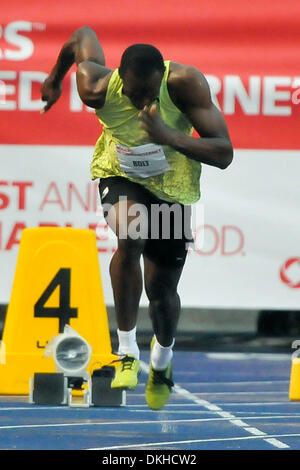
[145,279,178,304]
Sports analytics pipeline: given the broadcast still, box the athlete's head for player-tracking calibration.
[119,44,165,110]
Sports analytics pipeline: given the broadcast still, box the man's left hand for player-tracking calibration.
[138,104,175,145]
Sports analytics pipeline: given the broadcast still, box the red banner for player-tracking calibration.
[0,0,299,148]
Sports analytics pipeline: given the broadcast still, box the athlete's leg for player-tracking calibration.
[142,199,191,408]
[143,256,184,347]
[105,197,148,388]
[99,177,152,388]
[106,197,148,333]
[143,256,186,408]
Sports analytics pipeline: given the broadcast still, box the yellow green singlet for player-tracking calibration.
[91,60,201,204]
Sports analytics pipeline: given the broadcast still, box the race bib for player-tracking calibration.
[116,143,170,178]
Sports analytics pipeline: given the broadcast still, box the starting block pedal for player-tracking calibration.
[29,366,126,407]
[29,373,67,405]
[91,366,126,407]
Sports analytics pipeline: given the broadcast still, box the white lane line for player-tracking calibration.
[140,360,290,450]
[217,411,236,418]
[175,391,287,395]
[245,427,266,436]
[0,415,298,431]
[264,438,290,449]
[129,391,287,396]
[127,402,297,408]
[176,380,289,386]
[0,400,300,414]
[229,420,250,427]
[87,433,300,450]
[205,353,290,360]
[130,409,300,416]
[212,402,293,406]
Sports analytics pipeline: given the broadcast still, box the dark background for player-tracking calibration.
[1,304,300,353]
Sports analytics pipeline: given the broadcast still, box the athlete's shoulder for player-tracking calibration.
[168,62,207,88]
[168,62,210,108]
[76,60,114,108]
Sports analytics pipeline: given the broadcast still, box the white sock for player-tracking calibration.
[151,336,175,370]
[117,327,140,360]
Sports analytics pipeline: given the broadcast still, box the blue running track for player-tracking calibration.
[0,351,299,450]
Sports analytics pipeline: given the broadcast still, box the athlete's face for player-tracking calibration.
[121,69,163,110]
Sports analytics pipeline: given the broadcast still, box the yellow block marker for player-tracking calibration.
[289,358,300,400]
[0,227,116,395]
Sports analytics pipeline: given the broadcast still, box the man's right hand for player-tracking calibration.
[40,76,62,114]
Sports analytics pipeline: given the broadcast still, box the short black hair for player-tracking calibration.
[119,44,165,79]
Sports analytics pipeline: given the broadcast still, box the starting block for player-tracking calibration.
[30,367,126,407]
[0,227,120,407]
[28,325,126,407]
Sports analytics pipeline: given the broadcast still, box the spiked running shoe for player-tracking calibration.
[146,337,174,410]
[111,355,141,390]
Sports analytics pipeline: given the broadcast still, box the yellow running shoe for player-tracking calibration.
[145,337,174,410]
[111,355,141,390]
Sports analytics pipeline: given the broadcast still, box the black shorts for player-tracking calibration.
[98,176,193,268]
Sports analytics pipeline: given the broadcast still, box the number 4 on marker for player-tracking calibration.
[34,268,78,333]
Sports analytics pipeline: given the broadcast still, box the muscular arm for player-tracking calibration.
[140,65,233,169]
[41,26,112,112]
[168,66,233,169]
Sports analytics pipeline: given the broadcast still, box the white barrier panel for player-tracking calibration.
[1,145,299,308]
